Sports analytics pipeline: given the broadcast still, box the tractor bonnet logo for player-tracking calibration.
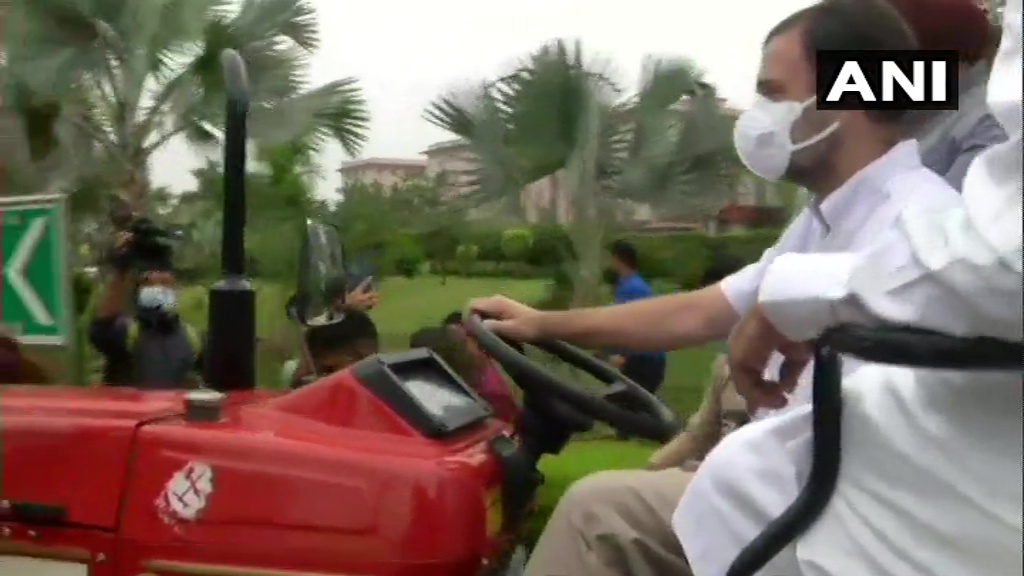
[156,461,214,525]
[816,50,958,111]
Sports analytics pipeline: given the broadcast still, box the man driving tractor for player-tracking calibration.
[469,0,968,573]
[680,1,1022,573]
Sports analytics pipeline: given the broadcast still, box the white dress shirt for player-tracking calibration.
[674,2,1023,575]
[719,140,961,416]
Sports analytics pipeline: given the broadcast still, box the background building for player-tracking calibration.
[339,158,427,189]
[339,99,784,229]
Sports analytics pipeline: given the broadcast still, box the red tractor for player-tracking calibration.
[0,50,679,576]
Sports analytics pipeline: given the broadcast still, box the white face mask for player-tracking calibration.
[138,286,177,310]
[733,95,840,181]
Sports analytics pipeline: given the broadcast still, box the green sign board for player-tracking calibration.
[0,195,72,345]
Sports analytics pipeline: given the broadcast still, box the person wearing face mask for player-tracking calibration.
[466,1,964,574]
[678,0,1022,573]
[782,0,1005,214]
[88,230,203,389]
[886,0,1007,191]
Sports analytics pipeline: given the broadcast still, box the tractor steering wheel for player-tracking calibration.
[465,315,680,442]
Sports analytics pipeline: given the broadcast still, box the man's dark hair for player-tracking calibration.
[609,239,638,270]
[442,311,463,326]
[765,0,919,124]
[305,310,378,356]
[410,326,478,385]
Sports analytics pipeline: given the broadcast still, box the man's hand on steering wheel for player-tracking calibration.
[467,295,546,341]
[463,312,680,442]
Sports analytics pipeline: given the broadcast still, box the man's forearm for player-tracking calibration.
[535,285,737,351]
[648,416,722,469]
[759,211,1022,342]
[648,355,731,469]
[94,271,131,319]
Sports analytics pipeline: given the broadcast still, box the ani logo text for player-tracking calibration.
[816,49,958,112]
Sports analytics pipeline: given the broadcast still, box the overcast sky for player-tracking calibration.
[150,0,815,198]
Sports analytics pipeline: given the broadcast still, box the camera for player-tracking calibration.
[108,211,183,271]
[127,217,181,264]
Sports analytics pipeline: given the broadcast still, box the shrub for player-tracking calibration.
[386,234,426,278]
[620,232,711,290]
[709,228,783,265]
[424,224,780,289]
[532,265,575,310]
[501,228,534,262]
[525,225,573,266]
[617,228,782,289]
[420,227,461,265]
[463,228,504,262]
[455,243,480,275]
[438,260,545,278]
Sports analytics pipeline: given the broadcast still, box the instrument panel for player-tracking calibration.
[351,349,494,437]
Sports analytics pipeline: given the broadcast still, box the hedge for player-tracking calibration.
[417,225,783,288]
[428,260,546,279]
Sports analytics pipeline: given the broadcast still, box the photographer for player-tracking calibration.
[89,226,203,389]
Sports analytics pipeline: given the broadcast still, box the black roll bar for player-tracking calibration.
[727,324,1022,576]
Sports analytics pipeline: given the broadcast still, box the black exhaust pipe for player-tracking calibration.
[203,49,256,392]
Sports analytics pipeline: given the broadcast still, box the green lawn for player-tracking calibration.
[175,275,716,416]
[371,276,549,331]
[177,276,553,387]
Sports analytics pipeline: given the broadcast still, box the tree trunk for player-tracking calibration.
[123,164,150,212]
[564,92,607,308]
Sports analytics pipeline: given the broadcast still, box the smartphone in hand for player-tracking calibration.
[356,276,375,292]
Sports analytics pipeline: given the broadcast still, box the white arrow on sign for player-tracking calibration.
[4,216,55,326]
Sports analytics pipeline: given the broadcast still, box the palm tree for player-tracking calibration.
[167,139,325,280]
[5,0,369,209]
[424,40,738,303]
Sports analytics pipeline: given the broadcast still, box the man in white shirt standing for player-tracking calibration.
[468,1,965,573]
[675,1,1022,574]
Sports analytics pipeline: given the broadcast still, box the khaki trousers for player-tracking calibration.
[525,466,696,576]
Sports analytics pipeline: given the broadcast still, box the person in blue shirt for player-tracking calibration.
[603,240,667,432]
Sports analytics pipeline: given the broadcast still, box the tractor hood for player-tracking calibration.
[0,386,274,529]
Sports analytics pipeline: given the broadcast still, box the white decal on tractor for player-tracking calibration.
[156,461,214,525]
